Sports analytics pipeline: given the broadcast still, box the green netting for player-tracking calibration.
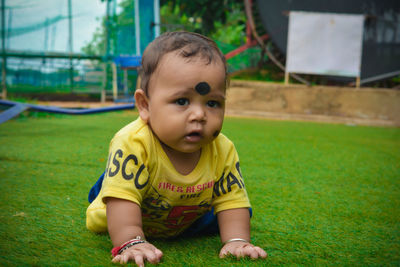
[114,0,156,56]
[2,0,158,97]
[216,41,267,73]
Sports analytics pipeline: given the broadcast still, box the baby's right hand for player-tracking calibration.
[111,242,163,266]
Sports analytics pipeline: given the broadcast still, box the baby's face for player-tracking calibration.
[146,52,226,155]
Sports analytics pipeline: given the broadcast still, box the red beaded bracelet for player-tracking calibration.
[111,236,147,257]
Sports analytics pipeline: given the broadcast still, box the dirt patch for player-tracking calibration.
[13,92,100,102]
[226,80,400,127]
[36,100,122,109]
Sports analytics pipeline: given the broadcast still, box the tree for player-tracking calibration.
[82,0,246,55]
[82,0,132,56]
[161,0,243,35]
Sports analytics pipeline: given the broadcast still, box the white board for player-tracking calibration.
[286,11,364,77]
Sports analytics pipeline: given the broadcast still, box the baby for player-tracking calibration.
[86,31,267,266]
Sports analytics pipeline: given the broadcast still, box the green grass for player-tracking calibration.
[0,111,399,266]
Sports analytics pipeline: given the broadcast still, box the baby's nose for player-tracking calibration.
[189,105,206,122]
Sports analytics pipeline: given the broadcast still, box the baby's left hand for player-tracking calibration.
[219,241,267,259]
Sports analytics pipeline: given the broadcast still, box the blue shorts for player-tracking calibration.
[88,172,252,236]
[88,172,105,204]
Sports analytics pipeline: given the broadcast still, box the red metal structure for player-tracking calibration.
[224,0,268,60]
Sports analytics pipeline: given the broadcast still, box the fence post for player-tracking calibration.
[1,0,7,99]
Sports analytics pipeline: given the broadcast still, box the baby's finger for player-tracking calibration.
[254,246,268,258]
[112,254,128,264]
[111,255,121,264]
[115,250,144,265]
[235,247,246,258]
[243,245,260,259]
[112,254,130,265]
[223,244,251,259]
[133,253,145,267]
[219,247,229,258]
[240,245,267,259]
[154,248,163,263]
[142,249,162,264]
[124,253,137,264]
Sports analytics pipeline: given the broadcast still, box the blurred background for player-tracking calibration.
[1,0,399,103]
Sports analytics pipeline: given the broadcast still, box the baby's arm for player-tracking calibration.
[217,208,267,259]
[106,198,163,266]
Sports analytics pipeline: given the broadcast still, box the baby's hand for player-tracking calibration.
[112,242,163,266]
[219,241,267,260]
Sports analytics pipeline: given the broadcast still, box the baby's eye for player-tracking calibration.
[175,98,189,106]
[206,100,221,108]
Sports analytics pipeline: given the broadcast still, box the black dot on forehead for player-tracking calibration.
[195,82,210,95]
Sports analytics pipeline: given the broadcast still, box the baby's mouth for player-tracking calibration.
[185,131,203,142]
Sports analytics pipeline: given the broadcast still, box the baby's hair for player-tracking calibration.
[139,31,228,95]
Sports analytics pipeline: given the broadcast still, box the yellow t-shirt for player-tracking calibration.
[86,117,250,238]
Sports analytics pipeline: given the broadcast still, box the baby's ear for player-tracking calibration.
[134,89,150,122]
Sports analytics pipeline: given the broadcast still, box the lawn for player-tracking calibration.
[0,110,399,266]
